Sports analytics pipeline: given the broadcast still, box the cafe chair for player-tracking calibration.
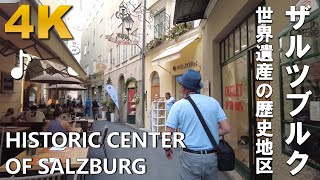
[89,125,109,158]
[1,173,78,180]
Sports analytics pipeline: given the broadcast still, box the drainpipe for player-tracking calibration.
[141,0,147,128]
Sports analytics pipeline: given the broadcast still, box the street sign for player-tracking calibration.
[69,46,80,55]
[105,35,139,45]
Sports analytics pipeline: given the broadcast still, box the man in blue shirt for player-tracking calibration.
[85,98,91,117]
[164,69,231,180]
[165,92,175,113]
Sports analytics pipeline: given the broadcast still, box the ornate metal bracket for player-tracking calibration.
[115,1,171,36]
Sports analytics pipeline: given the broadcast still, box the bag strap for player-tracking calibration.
[185,96,218,150]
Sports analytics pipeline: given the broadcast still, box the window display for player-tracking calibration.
[222,55,249,167]
[128,88,136,115]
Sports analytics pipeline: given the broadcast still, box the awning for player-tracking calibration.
[151,35,199,64]
[173,0,210,24]
[0,2,86,78]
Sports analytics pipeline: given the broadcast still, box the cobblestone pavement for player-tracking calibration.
[85,121,244,180]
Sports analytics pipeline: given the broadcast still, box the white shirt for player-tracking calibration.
[25,111,45,122]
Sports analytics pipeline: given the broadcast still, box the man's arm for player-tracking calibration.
[218,119,231,136]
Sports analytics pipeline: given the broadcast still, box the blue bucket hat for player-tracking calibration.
[176,69,203,90]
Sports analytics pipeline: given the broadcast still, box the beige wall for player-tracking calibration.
[0,54,23,116]
[203,0,320,179]
[144,29,203,130]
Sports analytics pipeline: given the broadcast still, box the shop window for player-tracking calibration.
[248,14,256,47]
[229,33,234,58]
[222,55,249,168]
[128,88,136,115]
[241,22,248,51]
[234,27,240,55]
[280,56,320,168]
[220,41,225,62]
[224,39,229,60]
[279,13,320,170]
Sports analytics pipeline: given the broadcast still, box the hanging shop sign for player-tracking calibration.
[296,0,319,13]
[173,61,198,71]
[105,35,139,45]
[69,46,81,55]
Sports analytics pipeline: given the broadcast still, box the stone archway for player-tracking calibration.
[118,75,125,122]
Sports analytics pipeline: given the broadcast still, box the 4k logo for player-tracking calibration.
[0,0,20,3]
[5,5,73,39]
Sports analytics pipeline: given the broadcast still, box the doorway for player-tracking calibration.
[151,72,160,101]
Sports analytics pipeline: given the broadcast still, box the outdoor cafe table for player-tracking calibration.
[0,147,89,172]
[0,127,31,133]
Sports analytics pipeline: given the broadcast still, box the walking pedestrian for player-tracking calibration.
[85,98,91,117]
[164,69,231,180]
[92,99,100,121]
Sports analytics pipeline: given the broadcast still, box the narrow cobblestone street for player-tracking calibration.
[86,121,243,180]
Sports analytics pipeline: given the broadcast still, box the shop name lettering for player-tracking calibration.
[224,84,244,112]
[173,61,198,71]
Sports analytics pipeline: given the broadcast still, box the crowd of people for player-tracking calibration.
[0,97,102,134]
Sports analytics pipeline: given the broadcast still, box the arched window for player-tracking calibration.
[151,72,160,86]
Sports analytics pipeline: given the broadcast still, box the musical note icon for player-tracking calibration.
[11,50,31,80]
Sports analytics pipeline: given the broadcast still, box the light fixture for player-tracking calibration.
[123,15,134,33]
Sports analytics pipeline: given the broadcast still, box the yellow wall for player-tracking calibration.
[0,54,23,116]
[203,0,320,179]
[144,30,203,130]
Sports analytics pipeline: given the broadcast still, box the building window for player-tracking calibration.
[131,29,139,57]
[279,14,320,170]
[110,14,116,34]
[87,42,90,53]
[93,60,96,73]
[93,29,96,44]
[99,18,104,37]
[109,49,113,70]
[154,9,166,39]
[116,45,120,65]
[123,45,127,62]
[248,14,256,47]
[221,13,257,61]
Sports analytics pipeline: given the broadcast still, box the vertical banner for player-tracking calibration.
[105,84,119,109]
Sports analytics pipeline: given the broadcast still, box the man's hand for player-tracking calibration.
[165,149,173,160]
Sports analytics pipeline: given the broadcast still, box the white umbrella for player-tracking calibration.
[46,84,86,91]
[30,73,82,84]
[30,73,83,107]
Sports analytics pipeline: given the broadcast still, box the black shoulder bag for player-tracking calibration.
[185,96,235,171]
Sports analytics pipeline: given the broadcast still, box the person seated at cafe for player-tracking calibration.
[16,106,30,121]
[0,108,17,124]
[44,110,74,134]
[25,105,46,123]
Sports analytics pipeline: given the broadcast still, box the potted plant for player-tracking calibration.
[107,98,116,122]
[101,100,108,120]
